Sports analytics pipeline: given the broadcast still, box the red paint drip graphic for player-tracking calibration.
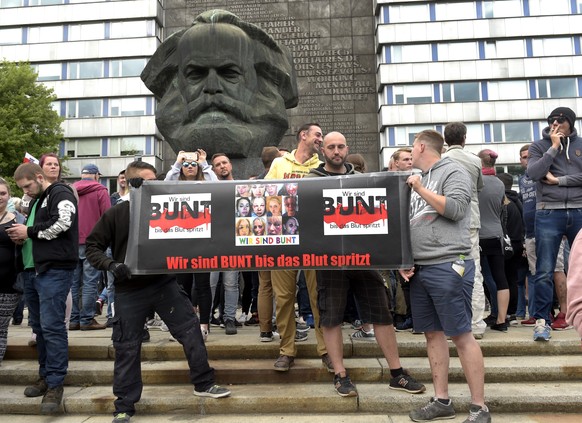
[323,203,387,227]
[150,206,211,232]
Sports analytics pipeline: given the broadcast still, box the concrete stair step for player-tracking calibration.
[2,355,582,386]
[1,382,582,415]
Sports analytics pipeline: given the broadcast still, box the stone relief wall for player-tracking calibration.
[164,0,379,172]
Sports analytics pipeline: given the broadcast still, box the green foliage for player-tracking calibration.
[0,60,64,188]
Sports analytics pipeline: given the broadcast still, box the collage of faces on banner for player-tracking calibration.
[234,182,300,245]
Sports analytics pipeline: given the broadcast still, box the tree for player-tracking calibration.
[0,60,64,193]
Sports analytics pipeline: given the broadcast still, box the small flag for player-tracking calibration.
[23,152,39,164]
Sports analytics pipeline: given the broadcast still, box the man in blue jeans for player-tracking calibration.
[7,163,78,414]
[527,106,582,341]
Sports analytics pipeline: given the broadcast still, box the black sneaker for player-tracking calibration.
[244,314,260,326]
[389,371,426,394]
[490,322,508,332]
[225,319,237,335]
[260,331,274,342]
[24,377,48,397]
[333,373,358,397]
[193,385,231,398]
[210,316,223,327]
[295,330,308,342]
[40,385,63,414]
[95,300,103,316]
[321,353,334,373]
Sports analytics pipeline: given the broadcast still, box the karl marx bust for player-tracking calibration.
[141,10,299,158]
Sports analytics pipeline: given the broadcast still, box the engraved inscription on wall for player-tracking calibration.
[165,0,379,169]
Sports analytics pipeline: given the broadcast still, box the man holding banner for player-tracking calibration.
[307,131,426,398]
[400,130,490,423]
[263,122,331,372]
[86,161,230,423]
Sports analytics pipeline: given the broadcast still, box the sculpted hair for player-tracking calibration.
[444,122,467,146]
[125,160,157,179]
[415,130,444,155]
[391,147,412,162]
[296,123,321,141]
[14,163,44,181]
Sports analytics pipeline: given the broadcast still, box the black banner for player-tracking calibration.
[126,172,412,274]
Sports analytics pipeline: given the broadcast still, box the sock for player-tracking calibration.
[390,367,404,378]
[437,398,451,406]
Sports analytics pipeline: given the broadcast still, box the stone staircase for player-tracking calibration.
[2,317,582,421]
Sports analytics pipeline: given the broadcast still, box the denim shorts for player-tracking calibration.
[410,260,475,337]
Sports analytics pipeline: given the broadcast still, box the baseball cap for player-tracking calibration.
[81,164,100,175]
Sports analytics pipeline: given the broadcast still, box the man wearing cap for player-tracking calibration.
[70,164,110,330]
[527,107,582,342]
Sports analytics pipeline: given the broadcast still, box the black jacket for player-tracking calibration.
[27,182,78,273]
[86,201,173,291]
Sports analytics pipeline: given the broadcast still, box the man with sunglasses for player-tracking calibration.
[527,107,582,342]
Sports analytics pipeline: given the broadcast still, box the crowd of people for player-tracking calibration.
[2,109,582,423]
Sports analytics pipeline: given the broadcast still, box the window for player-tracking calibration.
[435,2,476,21]
[538,78,577,98]
[442,82,480,102]
[110,97,147,116]
[0,28,21,45]
[394,84,433,104]
[110,20,153,39]
[68,23,104,41]
[28,26,62,44]
[66,138,101,158]
[387,4,430,23]
[35,63,62,81]
[485,40,526,58]
[109,137,146,156]
[464,124,484,145]
[394,125,428,146]
[110,58,147,77]
[69,61,104,79]
[29,0,64,5]
[532,37,573,56]
[529,0,570,15]
[391,44,432,63]
[67,99,102,118]
[492,122,532,142]
[0,0,22,7]
[437,42,478,61]
[483,0,523,18]
[488,80,528,100]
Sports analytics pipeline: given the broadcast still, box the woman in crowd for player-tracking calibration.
[162,150,215,340]
[0,177,25,364]
[164,150,217,182]
[478,149,510,332]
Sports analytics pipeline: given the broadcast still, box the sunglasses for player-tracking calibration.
[182,162,198,168]
[547,116,567,125]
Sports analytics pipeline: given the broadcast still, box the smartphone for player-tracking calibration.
[184,152,199,161]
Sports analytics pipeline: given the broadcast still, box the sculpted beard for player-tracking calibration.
[157,86,288,158]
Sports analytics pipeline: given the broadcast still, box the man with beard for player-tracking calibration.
[7,163,78,414]
[306,132,425,398]
[141,9,298,159]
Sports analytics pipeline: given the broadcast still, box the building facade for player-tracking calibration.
[0,0,164,191]
[375,0,582,177]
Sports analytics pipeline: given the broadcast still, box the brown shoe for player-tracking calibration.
[69,322,80,331]
[274,355,294,372]
[24,377,48,397]
[80,319,106,331]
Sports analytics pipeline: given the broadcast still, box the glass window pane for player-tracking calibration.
[489,40,525,58]
[110,58,147,77]
[389,4,429,23]
[538,79,548,98]
[492,123,503,142]
[0,28,21,45]
[438,42,478,61]
[28,26,62,43]
[78,99,101,117]
[121,137,145,156]
[532,37,572,56]
[393,44,431,63]
[37,63,61,81]
[489,80,528,100]
[78,61,103,79]
[403,84,432,104]
[110,21,149,39]
[69,23,103,41]
[464,124,483,144]
[109,97,146,116]
[436,2,475,20]
[529,0,570,15]
[504,122,532,142]
[77,139,101,157]
[442,83,452,102]
[454,82,480,102]
[484,0,522,18]
[1,0,22,7]
[549,78,576,98]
